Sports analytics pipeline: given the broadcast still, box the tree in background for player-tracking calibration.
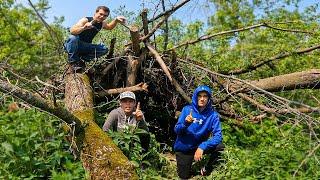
[0,0,319,179]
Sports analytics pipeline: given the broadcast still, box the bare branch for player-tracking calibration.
[0,79,83,134]
[140,9,149,36]
[162,0,169,51]
[169,23,266,51]
[148,0,191,23]
[169,22,315,51]
[178,58,320,112]
[146,42,191,102]
[294,143,320,176]
[265,24,314,34]
[237,93,320,115]
[140,13,171,42]
[225,44,320,75]
[95,82,148,98]
[27,0,62,49]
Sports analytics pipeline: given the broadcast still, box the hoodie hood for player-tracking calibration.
[191,85,213,115]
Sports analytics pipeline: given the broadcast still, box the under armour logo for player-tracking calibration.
[193,118,203,125]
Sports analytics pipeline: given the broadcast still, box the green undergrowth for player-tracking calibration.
[0,106,86,179]
[206,119,320,179]
[1,102,319,179]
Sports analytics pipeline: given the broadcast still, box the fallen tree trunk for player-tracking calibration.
[64,72,138,179]
[248,69,320,91]
[231,69,320,92]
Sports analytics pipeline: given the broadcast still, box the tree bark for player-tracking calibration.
[64,72,138,179]
[233,69,320,92]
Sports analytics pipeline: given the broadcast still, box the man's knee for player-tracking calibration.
[67,35,79,42]
[215,143,225,152]
[203,143,225,154]
[65,35,79,46]
[97,44,108,55]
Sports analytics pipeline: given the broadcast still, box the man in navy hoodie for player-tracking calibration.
[174,85,223,179]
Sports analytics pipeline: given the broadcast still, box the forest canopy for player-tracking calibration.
[0,0,319,179]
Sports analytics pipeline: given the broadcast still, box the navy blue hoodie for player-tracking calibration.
[174,85,222,152]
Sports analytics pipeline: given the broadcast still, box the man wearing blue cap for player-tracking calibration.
[174,85,224,179]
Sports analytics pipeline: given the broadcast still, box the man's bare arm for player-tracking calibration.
[102,16,126,30]
[70,18,93,35]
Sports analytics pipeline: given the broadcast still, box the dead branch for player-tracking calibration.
[294,143,320,176]
[141,9,149,36]
[148,0,191,23]
[237,93,319,115]
[162,0,169,51]
[96,82,148,98]
[178,58,320,112]
[141,13,171,42]
[225,44,320,75]
[106,38,116,59]
[35,76,60,90]
[169,22,315,51]
[265,24,314,34]
[0,78,83,134]
[27,0,62,49]
[169,23,266,51]
[146,42,191,102]
[129,25,141,56]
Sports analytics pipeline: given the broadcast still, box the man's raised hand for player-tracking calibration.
[116,16,126,24]
[134,102,143,121]
[185,109,193,123]
[83,21,94,30]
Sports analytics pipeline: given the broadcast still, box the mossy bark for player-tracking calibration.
[64,73,138,179]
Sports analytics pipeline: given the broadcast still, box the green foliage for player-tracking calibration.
[207,119,320,179]
[107,126,176,179]
[0,106,86,179]
[0,1,66,79]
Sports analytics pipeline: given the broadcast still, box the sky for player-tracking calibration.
[19,0,215,28]
[19,0,318,28]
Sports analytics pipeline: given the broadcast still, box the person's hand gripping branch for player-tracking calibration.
[134,102,143,121]
[185,109,194,123]
[116,16,126,24]
[83,20,95,30]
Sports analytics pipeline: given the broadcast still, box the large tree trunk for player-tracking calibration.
[230,69,320,92]
[248,69,320,91]
[64,72,138,179]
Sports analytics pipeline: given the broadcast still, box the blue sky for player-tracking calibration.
[20,0,318,28]
[19,0,215,27]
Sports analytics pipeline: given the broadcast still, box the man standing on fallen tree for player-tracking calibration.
[64,6,126,70]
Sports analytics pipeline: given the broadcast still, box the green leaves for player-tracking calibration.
[107,127,175,178]
[209,119,320,179]
[0,107,85,179]
[1,142,13,154]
